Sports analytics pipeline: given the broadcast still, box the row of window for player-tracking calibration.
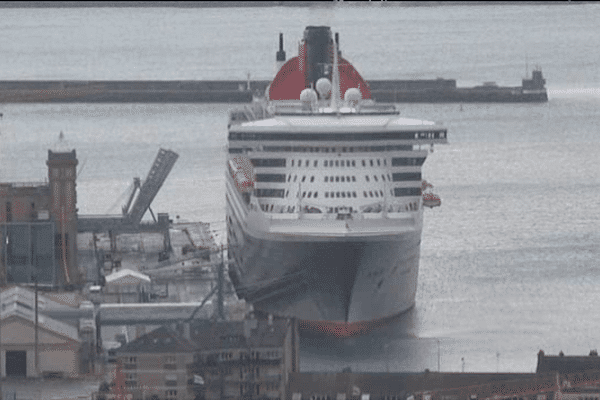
[231,145,414,154]
[258,173,422,185]
[257,203,421,215]
[249,157,426,168]
[229,130,446,141]
[257,187,421,202]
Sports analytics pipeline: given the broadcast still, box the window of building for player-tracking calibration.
[352,192,357,198]
[335,177,340,182]
[352,176,356,182]
[369,191,374,197]
[125,373,137,387]
[341,176,345,182]
[352,160,356,167]
[325,192,329,198]
[291,160,294,167]
[341,192,346,198]
[377,159,381,166]
[287,175,291,182]
[314,160,318,167]
[293,175,297,182]
[336,192,340,198]
[370,160,374,166]
[374,175,378,182]
[324,160,328,167]
[165,374,177,387]
[301,176,306,182]
[302,192,306,198]
[324,176,328,182]
[308,192,312,198]
[310,176,315,182]
[362,160,366,167]
[335,160,339,167]
[363,191,367,197]
[164,356,177,370]
[365,176,370,182]
[314,192,318,198]
[346,176,351,182]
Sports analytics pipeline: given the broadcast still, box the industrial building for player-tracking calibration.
[0,145,80,287]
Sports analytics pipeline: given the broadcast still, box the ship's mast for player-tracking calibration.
[331,35,341,111]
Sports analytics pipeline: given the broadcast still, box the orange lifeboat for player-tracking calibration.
[228,156,255,192]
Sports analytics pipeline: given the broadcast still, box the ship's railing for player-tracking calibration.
[254,202,420,221]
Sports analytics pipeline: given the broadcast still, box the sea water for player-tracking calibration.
[0,3,599,373]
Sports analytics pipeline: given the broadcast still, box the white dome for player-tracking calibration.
[315,78,332,99]
[300,88,318,104]
[344,87,362,104]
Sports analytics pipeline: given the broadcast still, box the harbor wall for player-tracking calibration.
[0,79,547,103]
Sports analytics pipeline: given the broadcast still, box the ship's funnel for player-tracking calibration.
[303,26,333,89]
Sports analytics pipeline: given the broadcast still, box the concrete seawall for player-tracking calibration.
[0,79,547,103]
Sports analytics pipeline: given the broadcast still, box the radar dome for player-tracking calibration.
[300,88,318,103]
[344,88,362,105]
[316,78,332,99]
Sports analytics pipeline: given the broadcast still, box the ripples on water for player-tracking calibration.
[1,4,599,373]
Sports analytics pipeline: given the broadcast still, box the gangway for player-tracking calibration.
[123,148,179,225]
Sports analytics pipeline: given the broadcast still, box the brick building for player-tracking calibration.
[0,145,81,287]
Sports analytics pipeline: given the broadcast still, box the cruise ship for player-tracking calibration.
[226,26,447,336]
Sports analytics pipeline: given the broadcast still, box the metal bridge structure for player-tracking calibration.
[77,148,179,264]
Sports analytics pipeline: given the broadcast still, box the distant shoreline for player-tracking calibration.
[0,1,591,8]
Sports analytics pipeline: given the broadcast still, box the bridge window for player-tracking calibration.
[394,187,422,197]
[392,172,422,181]
[391,157,426,166]
[255,189,285,198]
[256,174,286,183]
[251,158,286,167]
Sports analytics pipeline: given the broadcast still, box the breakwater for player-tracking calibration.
[0,76,547,103]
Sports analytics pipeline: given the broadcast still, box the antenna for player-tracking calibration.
[331,34,341,111]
